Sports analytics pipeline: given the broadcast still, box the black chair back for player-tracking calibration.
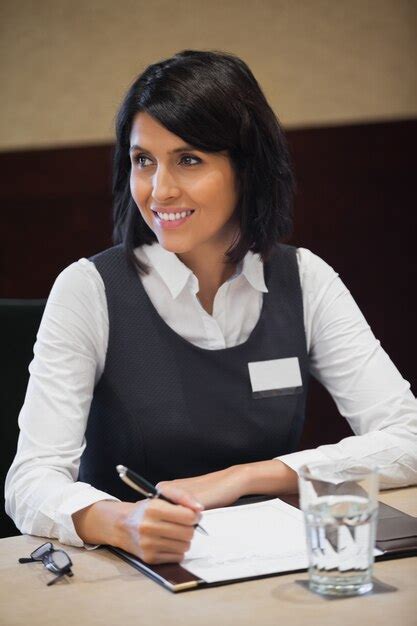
[1,299,46,537]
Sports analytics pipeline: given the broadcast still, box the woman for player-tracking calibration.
[5,50,417,565]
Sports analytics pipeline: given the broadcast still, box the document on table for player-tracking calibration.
[181,498,309,583]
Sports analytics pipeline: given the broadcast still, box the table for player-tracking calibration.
[1,487,416,626]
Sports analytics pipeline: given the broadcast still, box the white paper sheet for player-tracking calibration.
[181,498,309,583]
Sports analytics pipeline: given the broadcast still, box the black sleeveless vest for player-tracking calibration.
[78,244,309,501]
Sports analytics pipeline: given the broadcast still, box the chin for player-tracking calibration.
[155,234,193,255]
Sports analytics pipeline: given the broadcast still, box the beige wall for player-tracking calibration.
[0,0,416,151]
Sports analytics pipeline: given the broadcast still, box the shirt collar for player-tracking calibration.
[137,243,268,297]
[241,250,269,293]
[140,243,193,299]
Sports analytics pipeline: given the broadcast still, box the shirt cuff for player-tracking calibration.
[54,486,120,548]
[275,448,331,475]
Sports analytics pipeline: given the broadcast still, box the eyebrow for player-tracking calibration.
[129,144,198,154]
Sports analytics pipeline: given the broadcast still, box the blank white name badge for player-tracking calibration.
[248,357,303,399]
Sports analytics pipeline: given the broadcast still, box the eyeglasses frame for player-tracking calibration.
[19,541,74,586]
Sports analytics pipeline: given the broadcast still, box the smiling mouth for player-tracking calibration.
[153,209,194,221]
[151,209,195,229]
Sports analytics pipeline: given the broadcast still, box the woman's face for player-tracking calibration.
[129,112,239,258]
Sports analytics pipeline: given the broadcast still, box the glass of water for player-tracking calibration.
[298,462,379,596]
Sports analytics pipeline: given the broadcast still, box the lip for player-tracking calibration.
[151,208,195,230]
[151,208,195,212]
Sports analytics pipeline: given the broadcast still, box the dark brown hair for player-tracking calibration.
[113,49,295,273]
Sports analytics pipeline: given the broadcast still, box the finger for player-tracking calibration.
[142,519,195,542]
[141,535,191,556]
[148,552,185,564]
[156,483,204,512]
[147,498,202,527]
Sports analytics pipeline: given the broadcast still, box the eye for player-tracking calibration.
[180,155,201,166]
[133,154,152,168]
[132,153,202,168]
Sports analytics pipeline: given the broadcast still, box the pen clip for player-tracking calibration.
[116,467,154,498]
[123,474,153,498]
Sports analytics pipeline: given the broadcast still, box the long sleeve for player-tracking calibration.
[6,245,417,547]
[278,248,417,489]
[4,260,119,546]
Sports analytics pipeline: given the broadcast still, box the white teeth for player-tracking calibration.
[156,210,193,221]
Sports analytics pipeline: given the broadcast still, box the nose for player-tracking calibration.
[151,164,181,202]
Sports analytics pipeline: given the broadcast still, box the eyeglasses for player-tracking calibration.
[19,542,74,586]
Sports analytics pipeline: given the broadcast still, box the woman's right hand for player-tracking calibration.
[115,485,204,564]
[73,486,204,564]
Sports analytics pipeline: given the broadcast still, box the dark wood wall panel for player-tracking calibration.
[1,146,114,297]
[1,120,416,450]
[286,120,417,447]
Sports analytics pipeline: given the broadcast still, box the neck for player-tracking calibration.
[177,241,238,315]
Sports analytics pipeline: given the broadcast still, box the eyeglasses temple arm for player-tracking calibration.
[47,572,65,586]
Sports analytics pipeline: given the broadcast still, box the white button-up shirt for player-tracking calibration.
[5,244,417,547]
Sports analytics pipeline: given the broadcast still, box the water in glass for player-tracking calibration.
[304,494,377,596]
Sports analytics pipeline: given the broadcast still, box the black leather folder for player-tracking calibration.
[107,494,417,592]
